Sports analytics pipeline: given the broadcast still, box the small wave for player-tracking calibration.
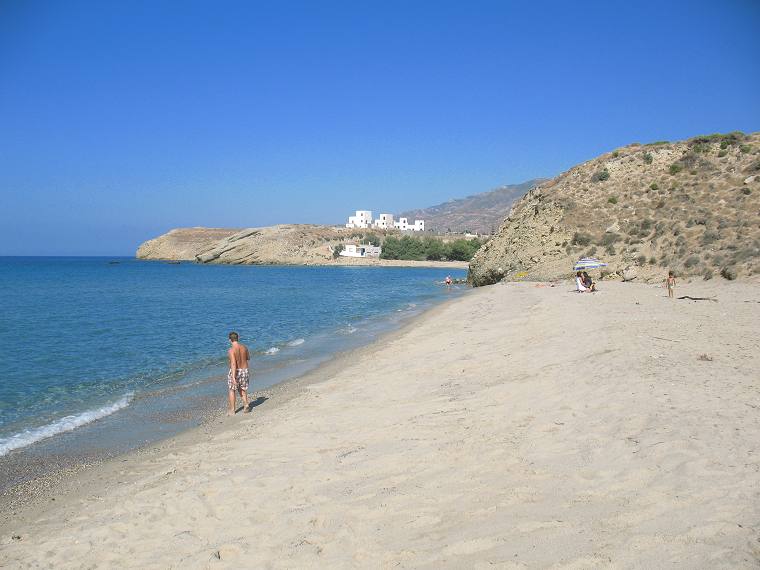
[286,338,305,347]
[265,346,280,355]
[0,393,134,457]
[341,325,357,335]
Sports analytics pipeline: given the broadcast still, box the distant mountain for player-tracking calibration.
[399,179,547,234]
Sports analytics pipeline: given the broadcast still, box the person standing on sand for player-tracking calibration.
[666,271,676,299]
[227,331,250,415]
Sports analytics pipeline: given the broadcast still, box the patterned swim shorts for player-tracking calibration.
[227,368,250,391]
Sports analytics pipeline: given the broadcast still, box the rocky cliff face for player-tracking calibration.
[137,225,344,265]
[136,227,241,260]
[469,132,760,286]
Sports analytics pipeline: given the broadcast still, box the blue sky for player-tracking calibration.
[1,0,759,255]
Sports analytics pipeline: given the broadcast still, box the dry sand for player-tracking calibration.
[1,279,759,569]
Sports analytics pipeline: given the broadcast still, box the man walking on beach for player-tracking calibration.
[227,331,250,415]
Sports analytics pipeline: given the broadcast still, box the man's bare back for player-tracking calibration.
[226,332,251,415]
[228,342,250,371]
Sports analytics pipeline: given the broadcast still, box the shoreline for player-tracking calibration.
[0,286,469,523]
[3,279,759,567]
[0,261,469,498]
[138,257,472,269]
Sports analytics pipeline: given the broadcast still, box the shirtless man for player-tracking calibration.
[227,331,250,415]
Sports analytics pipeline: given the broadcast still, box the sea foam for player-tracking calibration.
[265,347,280,355]
[0,393,134,457]
[286,338,305,347]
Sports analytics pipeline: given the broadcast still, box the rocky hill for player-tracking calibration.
[137,225,350,264]
[136,227,241,260]
[469,132,760,286]
[399,179,545,234]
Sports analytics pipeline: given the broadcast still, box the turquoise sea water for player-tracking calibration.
[0,257,466,457]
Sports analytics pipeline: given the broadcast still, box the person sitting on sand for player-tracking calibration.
[582,271,596,292]
[576,271,590,293]
[227,331,250,415]
[666,270,676,299]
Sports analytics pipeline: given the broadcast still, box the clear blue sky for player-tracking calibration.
[1,0,758,255]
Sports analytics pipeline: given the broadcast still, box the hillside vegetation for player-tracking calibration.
[379,235,485,261]
[469,132,760,286]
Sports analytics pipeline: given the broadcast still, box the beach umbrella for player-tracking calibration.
[573,257,608,271]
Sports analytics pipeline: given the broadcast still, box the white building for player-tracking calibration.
[373,213,394,229]
[339,244,382,258]
[346,210,373,229]
[345,209,424,231]
[393,217,425,231]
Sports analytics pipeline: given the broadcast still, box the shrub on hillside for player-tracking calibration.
[720,266,737,280]
[718,149,728,158]
[572,232,592,246]
[684,255,700,268]
[643,152,653,164]
[669,163,683,175]
[740,144,752,153]
[650,182,659,191]
[608,196,618,204]
[592,169,610,182]
[701,231,720,245]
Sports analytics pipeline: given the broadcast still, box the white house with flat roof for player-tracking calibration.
[393,217,424,231]
[345,210,424,231]
[373,213,394,229]
[346,210,373,229]
[339,244,382,258]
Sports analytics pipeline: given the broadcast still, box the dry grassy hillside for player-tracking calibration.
[469,132,760,286]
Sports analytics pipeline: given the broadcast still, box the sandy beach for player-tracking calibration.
[2,279,759,568]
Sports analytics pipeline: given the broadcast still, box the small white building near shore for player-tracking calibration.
[339,244,382,258]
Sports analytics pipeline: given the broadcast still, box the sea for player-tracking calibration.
[0,257,467,477]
